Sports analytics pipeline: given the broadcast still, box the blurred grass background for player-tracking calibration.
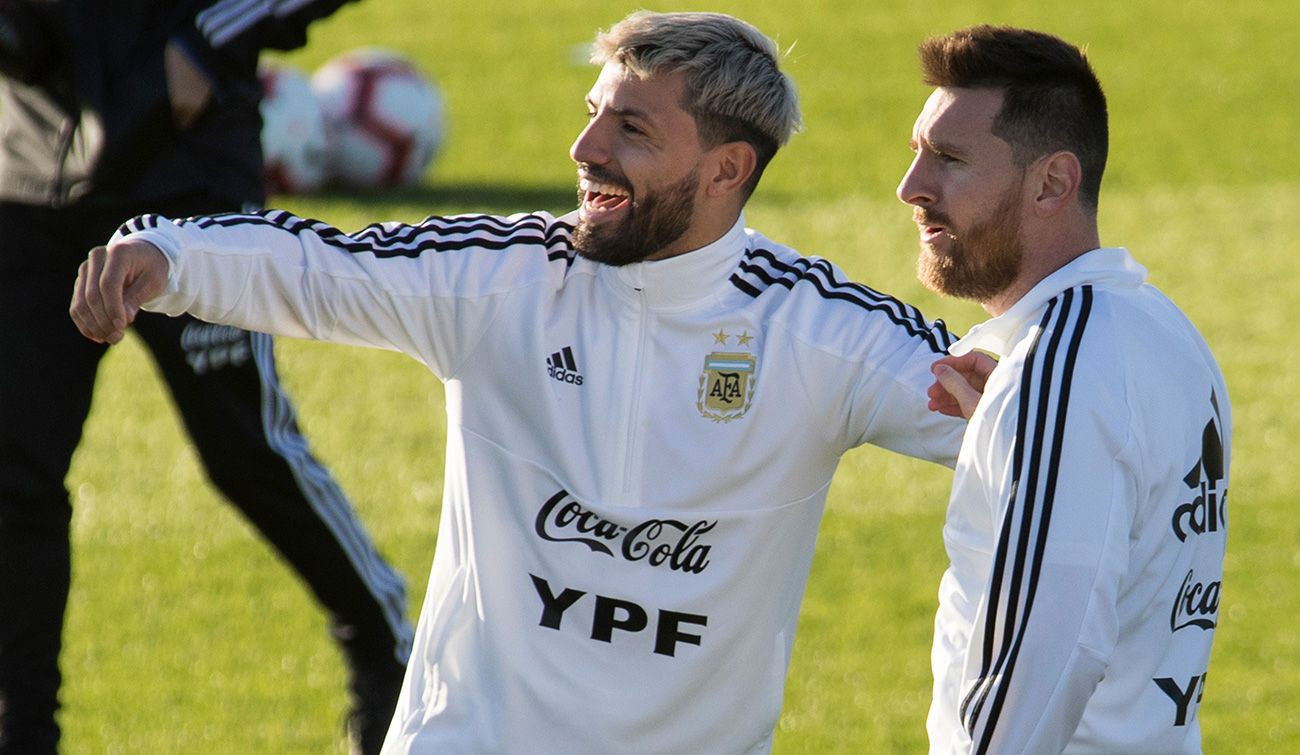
[61,0,1297,751]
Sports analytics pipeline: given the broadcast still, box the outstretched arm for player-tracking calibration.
[69,241,169,344]
[70,208,572,380]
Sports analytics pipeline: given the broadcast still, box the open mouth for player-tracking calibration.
[914,210,951,244]
[921,224,948,242]
[579,177,632,218]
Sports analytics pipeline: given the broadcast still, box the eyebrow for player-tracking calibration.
[919,134,967,157]
[586,97,655,125]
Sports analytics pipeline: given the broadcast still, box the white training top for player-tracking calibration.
[927,248,1230,754]
[123,208,965,753]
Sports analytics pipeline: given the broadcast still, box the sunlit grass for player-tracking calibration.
[57,1,1297,751]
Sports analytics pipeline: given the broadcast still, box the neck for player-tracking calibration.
[982,224,1100,316]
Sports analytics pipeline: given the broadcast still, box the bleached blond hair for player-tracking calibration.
[592,11,802,195]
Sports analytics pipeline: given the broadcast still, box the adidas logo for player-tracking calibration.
[546,346,585,386]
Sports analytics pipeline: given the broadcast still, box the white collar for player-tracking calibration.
[951,247,1147,357]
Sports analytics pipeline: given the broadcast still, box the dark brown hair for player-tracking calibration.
[919,25,1108,210]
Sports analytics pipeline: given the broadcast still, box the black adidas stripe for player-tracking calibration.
[349,213,555,243]
[959,294,1062,732]
[738,247,912,319]
[728,273,762,298]
[197,0,277,47]
[729,246,954,354]
[960,286,1094,753]
[735,247,952,350]
[117,213,165,237]
[180,210,574,261]
[961,291,1063,731]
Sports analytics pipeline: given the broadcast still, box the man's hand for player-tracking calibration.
[70,241,169,344]
[927,351,998,419]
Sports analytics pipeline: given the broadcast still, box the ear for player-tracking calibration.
[704,141,758,199]
[1031,150,1082,217]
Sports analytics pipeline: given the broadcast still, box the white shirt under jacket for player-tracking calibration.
[928,248,1230,754]
[121,208,965,753]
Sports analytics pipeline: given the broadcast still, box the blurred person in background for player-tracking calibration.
[0,1,412,752]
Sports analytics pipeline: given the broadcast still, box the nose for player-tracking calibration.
[569,115,609,167]
[896,153,935,208]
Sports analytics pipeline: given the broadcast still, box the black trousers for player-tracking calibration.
[0,199,412,752]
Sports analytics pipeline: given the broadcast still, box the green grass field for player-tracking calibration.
[60,0,1298,751]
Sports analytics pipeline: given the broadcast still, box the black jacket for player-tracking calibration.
[0,0,355,208]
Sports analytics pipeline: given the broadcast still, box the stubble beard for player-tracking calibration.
[916,187,1025,303]
[573,167,699,267]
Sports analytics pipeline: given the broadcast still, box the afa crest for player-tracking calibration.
[697,341,757,422]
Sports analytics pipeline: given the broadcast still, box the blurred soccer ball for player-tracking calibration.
[258,62,329,195]
[311,48,444,189]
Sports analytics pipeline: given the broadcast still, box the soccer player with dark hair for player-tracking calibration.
[903,25,1230,753]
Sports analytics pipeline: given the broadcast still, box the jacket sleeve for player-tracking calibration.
[958,301,1133,753]
[175,0,360,80]
[77,0,357,197]
[121,209,571,381]
[821,283,964,467]
[844,322,966,467]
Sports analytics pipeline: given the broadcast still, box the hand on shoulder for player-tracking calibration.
[927,351,998,419]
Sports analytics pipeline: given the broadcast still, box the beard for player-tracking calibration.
[572,166,699,267]
[915,186,1024,302]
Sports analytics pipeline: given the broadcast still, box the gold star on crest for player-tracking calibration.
[736,331,753,346]
[712,328,729,344]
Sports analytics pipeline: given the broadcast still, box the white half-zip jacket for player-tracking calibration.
[927,248,1230,754]
[121,208,965,753]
